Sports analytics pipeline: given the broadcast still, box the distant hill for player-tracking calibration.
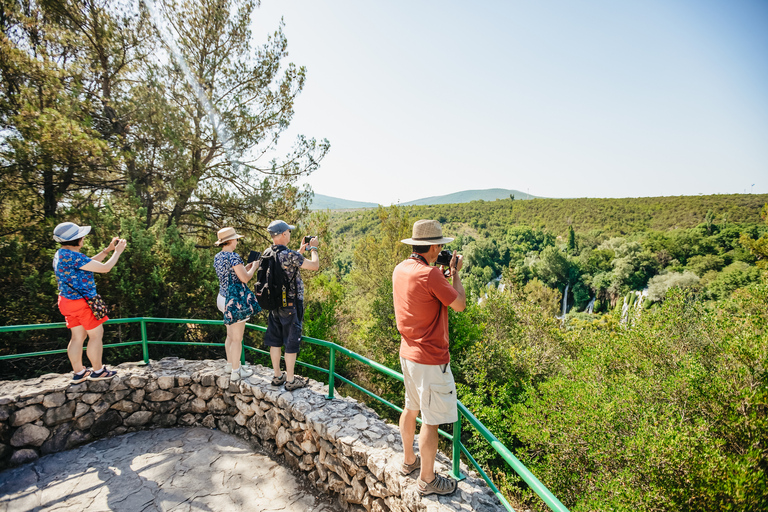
[310,188,537,210]
[401,188,538,206]
[310,194,378,210]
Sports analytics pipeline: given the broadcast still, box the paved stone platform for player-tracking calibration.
[0,427,340,512]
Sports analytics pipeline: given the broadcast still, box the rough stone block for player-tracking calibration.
[152,413,177,427]
[178,413,196,426]
[43,401,76,427]
[75,412,96,430]
[190,383,216,401]
[86,380,111,393]
[208,397,227,415]
[90,410,122,437]
[130,389,145,403]
[202,414,216,428]
[144,400,177,414]
[111,400,139,413]
[157,376,175,389]
[40,422,72,455]
[42,392,66,408]
[182,397,207,414]
[11,424,50,447]
[90,400,112,416]
[123,375,148,389]
[74,402,90,419]
[148,389,176,401]
[66,429,92,449]
[286,441,303,457]
[10,448,39,466]
[101,389,131,404]
[124,411,153,427]
[10,405,44,427]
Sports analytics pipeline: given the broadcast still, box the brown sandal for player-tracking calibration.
[417,474,457,496]
[400,454,421,476]
[271,372,286,386]
[285,376,307,391]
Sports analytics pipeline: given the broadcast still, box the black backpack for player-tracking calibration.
[254,246,294,310]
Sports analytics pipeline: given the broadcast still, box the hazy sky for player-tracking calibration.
[251,0,768,204]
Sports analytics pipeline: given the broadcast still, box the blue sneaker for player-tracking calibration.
[71,368,91,384]
[88,366,117,381]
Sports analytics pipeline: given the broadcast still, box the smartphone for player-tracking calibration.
[303,236,312,244]
[247,250,261,264]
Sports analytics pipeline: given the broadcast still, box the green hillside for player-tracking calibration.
[332,193,768,239]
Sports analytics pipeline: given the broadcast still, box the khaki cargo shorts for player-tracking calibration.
[400,357,458,426]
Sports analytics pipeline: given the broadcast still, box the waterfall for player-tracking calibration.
[585,296,596,314]
[561,283,569,317]
[621,289,649,325]
[557,283,570,320]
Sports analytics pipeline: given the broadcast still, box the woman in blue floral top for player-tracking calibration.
[214,227,258,382]
[52,222,127,384]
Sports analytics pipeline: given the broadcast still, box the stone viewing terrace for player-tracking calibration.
[0,358,504,512]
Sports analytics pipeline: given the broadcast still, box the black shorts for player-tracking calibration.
[263,300,304,354]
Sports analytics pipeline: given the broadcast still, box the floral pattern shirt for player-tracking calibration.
[273,245,305,301]
[214,251,245,297]
[53,249,97,299]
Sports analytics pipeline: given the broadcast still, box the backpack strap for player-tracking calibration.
[271,244,300,296]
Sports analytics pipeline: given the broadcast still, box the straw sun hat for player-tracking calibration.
[215,227,244,246]
[400,219,454,245]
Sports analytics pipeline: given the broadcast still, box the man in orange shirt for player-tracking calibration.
[392,219,466,496]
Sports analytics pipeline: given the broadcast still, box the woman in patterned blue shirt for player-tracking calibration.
[53,222,127,384]
[214,227,258,382]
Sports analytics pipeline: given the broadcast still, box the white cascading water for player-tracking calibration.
[557,283,570,319]
[585,296,596,314]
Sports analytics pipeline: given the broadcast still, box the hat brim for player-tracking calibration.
[400,236,454,245]
[215,234,244,246]
[53,225,91,242]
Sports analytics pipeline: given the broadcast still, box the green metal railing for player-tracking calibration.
[0,317,569,512]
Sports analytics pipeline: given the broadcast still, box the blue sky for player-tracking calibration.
[252,1,768,204]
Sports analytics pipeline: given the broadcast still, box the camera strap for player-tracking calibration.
[409,253,429,266]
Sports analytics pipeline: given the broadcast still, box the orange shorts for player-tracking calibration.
[58,296,108,331]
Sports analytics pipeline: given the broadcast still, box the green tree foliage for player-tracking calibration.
[646,270,700,301]
[506,286,768,511]
[0,0,328,240]
[143,0,329,235]
[0,0,124,222]
[740,203,768,269]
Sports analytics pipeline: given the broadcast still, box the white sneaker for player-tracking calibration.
[225,362,232,374]
[230,366,253,382]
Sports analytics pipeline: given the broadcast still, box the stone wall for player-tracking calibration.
[0,358,503,512]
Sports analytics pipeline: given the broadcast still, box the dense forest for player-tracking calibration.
[2,1,767,511]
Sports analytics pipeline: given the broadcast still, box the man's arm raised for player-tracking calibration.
[449,252,466,312]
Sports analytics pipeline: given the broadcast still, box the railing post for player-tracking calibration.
[140,319,149,364]
[241,338,246,366]
[450,412,466,481]
[326,346,336,400]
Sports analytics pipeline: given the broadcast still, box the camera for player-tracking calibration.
[435,249,453,267]
[303,235,314,244]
